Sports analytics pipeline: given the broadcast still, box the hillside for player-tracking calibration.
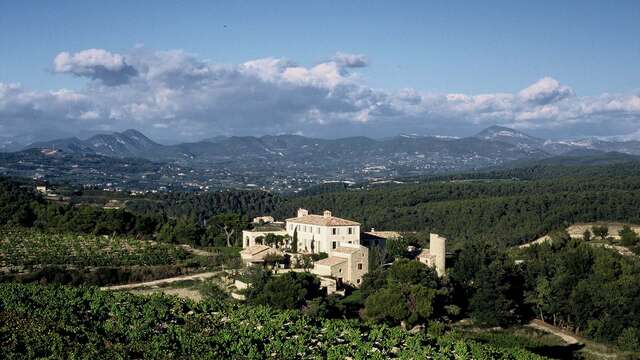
[275,169,640,247]
[0,283,547,359]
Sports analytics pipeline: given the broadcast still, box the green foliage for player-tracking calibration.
[0,283,546,359]
[198,280,230,302]
[361,259,450,326]
[240,266,271,300]
[386,258,439,288]
[0,178,41,227]
[617,327,640,352]
[275,175,640,247]
[364,286,410,324]
[126,189,279,221]
[470,254,526,327]
[291,228,298,252]
[364,284,437,326]
[207,213,247,247]
[522,240,640,345]
[0,227,188,267]
[618,226,638,246]
[592,225,609,241]
[311,252,328,261]
[0,177,256,248]
[250,272,322,310]
[385,237,410,260]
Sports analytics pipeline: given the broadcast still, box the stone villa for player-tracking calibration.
[286,208,361,254]
[240,208,446,288]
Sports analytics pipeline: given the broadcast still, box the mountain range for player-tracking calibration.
[3,126,640,190]
[13,126,640,162]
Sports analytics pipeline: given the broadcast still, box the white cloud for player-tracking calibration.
[0,47,639,140]
[331,52,368,68]
[53,49,137,85]
[518,76,575,105]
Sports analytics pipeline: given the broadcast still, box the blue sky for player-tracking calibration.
[1,1,639,141]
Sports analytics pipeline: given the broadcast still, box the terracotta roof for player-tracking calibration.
[363,231,402,239]
[286,214,360,227]
[240,245,271,256]
[333,246,362,254]
[314,256,347,266]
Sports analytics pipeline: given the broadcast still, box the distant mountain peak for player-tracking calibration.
[120,129,148,138]
[475,125,538,140]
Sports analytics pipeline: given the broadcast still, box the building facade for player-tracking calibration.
[285,209,360,254]
[241,226,288,248]
[313,243,369,287]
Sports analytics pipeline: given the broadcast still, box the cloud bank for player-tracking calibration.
[1,47,639,141]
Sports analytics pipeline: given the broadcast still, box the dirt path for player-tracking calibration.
[100,271,220,291]
[527,320,580,345]
[518,235,550,249]
[131,288,203,302]
[178,244,215,257]
[591,243,636,257]
[527,320,620,359]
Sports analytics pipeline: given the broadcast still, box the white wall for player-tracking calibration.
[286,222,360,254]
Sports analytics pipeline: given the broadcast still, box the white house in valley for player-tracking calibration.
[285,209,361,254]
[239,208,447,288]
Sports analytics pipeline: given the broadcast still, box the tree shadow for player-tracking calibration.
[529,343,585,360]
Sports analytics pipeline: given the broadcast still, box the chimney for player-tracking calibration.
[323,210,332,218]
[297,208,309,218]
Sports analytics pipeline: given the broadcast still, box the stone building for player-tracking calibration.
[313,243,369,287]
[241,223,288,248]
[285,209,361,254]
[416,233,446,276]
[240,209,373,288]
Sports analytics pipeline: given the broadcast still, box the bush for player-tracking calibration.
[251,271,322,310]
[617,327,640,352]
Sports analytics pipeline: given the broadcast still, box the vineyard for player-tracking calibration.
[0,283,547,359]
[0,228,189,268]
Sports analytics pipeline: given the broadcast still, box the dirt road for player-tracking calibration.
[527,320,580,345]
[100,271,220,291]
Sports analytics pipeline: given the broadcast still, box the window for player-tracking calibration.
[339,268,342,273]
[348,227,353,235]
[357,263,363,270]
[332,228,337,235]
[332,241,337,249]
[357,279,361,284]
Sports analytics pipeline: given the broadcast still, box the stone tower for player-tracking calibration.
[429,233,446,276]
